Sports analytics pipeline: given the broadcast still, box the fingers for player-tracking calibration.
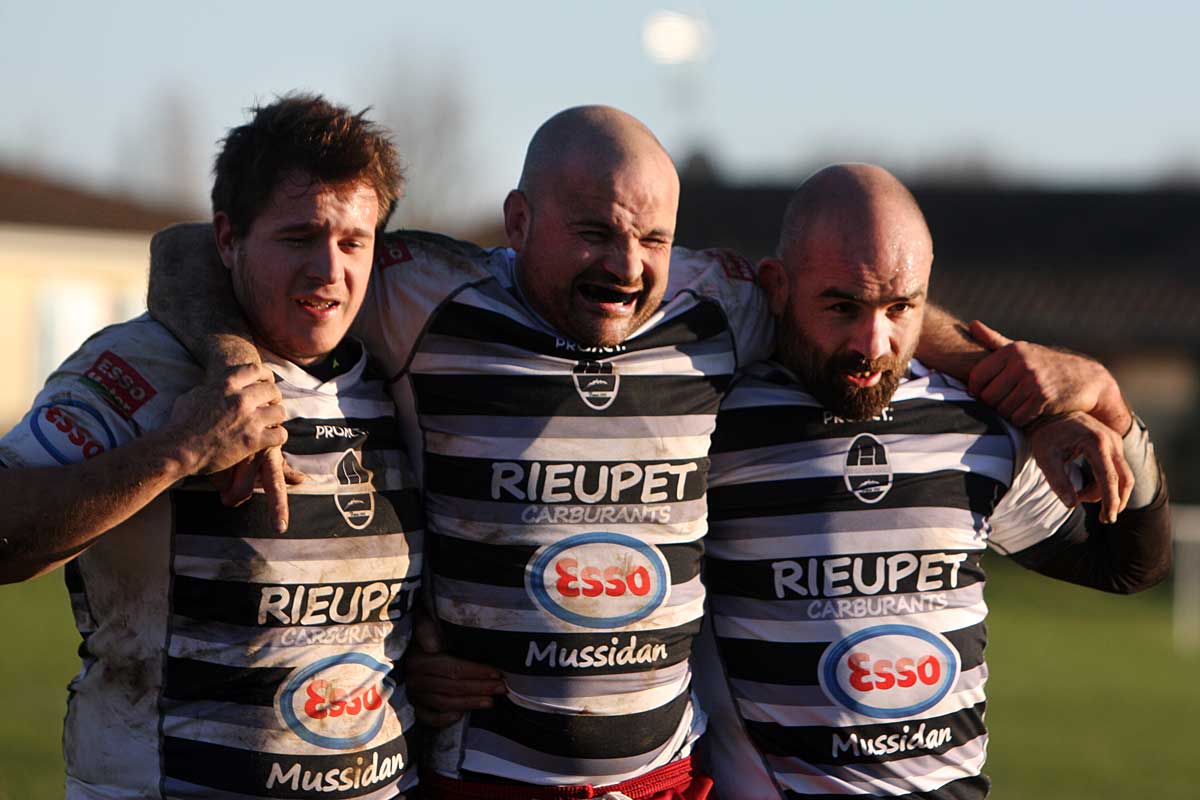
[969,319,1012,351]
[408,650,503,684]
[974,358,1024,409]
[1010,396,1047,428]
[967,349,1007,398]
[219,458,258,507]
[281,458,307,486]
[259,448,290,533]
[1035,447,1079,509]
[223,363,278,392]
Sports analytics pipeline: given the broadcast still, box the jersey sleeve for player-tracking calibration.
[985,428,1085,556]
[669,247,775,367]
[353,230,503,379]
[0,316,199,470]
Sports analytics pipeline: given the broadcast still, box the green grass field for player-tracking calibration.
[1,558,1195,799]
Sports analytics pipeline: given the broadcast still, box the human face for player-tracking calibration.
[765,228,930,419]
[506,160,678,348]
[215,174,379,365]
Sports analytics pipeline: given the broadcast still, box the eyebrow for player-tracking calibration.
[569,217,674,239]
[274,222,374,238]
[818,287,927,304]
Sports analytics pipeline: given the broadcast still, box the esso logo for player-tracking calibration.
[526,532,670,629]
[818,625,960,718]
[277,653,394,750]
[30,402,116,465]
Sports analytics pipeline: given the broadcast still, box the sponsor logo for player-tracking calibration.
[704,248,756,282]
[556,338,627,354]
[572,361,619,410]
[824,407,893,425]
[375,238,413,269]
[315,424,365,440]
[771,552,969,599]
[526,532,670,628]
[335,450,374,529]
[277,653,395,750]
[266,750,406,793]
[30,402,116,464]
[831,722,953,759]
[83,351,156,418]
[525,633,669,669]
[258,581,413,626]
[491,460,698,505]
[844,433,892,503]
[819,624,960,719]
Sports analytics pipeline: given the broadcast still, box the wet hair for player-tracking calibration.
[211,93,403,237]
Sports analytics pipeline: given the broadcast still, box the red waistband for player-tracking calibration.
[424,756,696,800]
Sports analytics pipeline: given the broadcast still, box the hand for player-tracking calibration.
[1029,411,1133,523]
[405,613,506,727]
[967,321,1131,433]
[209,448,306,532]
[167,364,287,476]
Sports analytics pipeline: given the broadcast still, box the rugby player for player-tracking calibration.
[695,163,1171,798]
[146,106,1134,800]
[0,95,423,799]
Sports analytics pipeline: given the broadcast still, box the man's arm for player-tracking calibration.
[1006,412,1170,594]
[916,308,1130,433]
[148,223,291,525]
[0,365,285,584]
[148,223,260,371]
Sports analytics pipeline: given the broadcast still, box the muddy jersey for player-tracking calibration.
[355,232,771,785]
[696,360,1085,799]
[0,315,422,800]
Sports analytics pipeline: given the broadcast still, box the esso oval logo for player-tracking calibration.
[526,532,670,629]
[30,402,116,465]
[818,625,959,718]
[277,653,394,750]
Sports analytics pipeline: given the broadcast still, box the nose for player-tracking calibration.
[308,239,345,285]
[603,239,643,285]
[848,310,892,363]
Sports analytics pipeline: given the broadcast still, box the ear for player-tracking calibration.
[757,257,790,316]
[212,212,238,271]
[503,190,531,252]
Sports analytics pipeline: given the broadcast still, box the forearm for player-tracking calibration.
[148,223,260,372]
[1012,474,1170,594]
[0,430,195,583]
[914,304,982,382]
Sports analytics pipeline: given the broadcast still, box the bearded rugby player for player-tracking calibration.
[145,106,1133,800]
[695,164,1170,799]
[1,95,423,799]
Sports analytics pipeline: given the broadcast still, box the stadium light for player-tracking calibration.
[642,10,710,65]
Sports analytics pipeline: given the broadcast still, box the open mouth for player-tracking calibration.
[296,298,340,317]
[844,370,883,388]
[578,284,639,308]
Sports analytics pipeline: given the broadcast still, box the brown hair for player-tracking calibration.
[211,93,403,237]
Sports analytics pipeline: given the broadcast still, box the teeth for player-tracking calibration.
[300,300,336,309]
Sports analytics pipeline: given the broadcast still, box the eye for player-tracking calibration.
[888,302,913,317]
[640,236,671,250]
[828,301,857,315]
[578,229,609,244]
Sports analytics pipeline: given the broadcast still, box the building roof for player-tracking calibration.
[0,167,199,234]
[677,182,1200,352]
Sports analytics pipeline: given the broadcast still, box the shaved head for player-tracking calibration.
[505,105,680,347]
[518,105,677,202]
[760,163,933,420]
[777,163,932,271]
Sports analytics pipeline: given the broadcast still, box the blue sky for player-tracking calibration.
[3,1,1197,231]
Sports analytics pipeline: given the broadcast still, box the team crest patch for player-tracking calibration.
[844,433,892,504]
[83,351,157,419]
[335,450,375,529]
[572,361,619,411]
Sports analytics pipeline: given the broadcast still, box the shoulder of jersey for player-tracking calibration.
[375,228,507,284]
[666,245,760,303]
[49,313,202,426]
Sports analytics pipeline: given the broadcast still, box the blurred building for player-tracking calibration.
[677,178,1200,500]
[0,167,197,431]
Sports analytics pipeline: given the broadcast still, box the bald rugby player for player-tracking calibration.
[147,106,1131,799]
[697,164,1170,799]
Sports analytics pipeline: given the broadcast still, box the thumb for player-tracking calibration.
[969,319,1012,351]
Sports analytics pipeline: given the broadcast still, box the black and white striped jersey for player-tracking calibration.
[0,315,422,799]
[695,360,1084,799]
[354,233,771,785]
